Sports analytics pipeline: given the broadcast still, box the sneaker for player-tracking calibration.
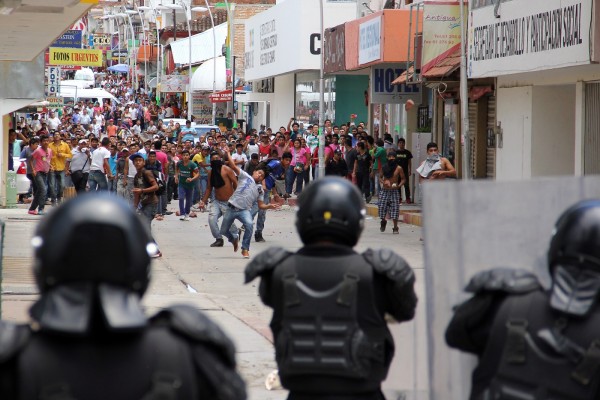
[242,249,250,259]
[191,206,201,212]
[405,198,412,204]
[380,219,387,232]
[366,195,372,203]
[165,211,174,215]
[255,232,266,243]
[151,251,162,258]
[180,214,188,221]
[232,238,239,252]
[27,210,38,215]
[37,211,46,216]
[392,227,399,234]
[210,239,224,247]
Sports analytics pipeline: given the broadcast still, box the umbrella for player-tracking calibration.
[107,64,129,73]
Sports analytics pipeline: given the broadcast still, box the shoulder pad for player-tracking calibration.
[152,305,236,368]
[0,321,30,363]
[244,247,292,284]
[465,267,542,294]
[362,248,415,284]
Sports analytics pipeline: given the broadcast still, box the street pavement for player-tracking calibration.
[1,200,426,400]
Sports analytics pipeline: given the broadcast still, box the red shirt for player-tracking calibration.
[32,146,53,173]
[155,150,169,175]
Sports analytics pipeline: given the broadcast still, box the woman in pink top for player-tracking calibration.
[285,138,310,197]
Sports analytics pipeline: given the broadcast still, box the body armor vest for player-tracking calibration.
[270,253,391,394]
[477,290,600,400]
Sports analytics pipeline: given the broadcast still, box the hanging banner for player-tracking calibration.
[93,34,112,50]
[421,2,466,74]
[48,48,103,67]
[161,75,189,93]
[50,30,83,49]
[192,92,214,124]
[47,66,61,97]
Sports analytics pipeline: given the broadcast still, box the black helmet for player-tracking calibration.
[548,200,600,271]
[547,200,600,316]
[30,193,156,333]
[295,177,365,247]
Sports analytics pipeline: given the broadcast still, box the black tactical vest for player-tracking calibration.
[270,253,391,394]
[475,290,600,400]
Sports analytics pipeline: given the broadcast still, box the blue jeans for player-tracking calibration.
[48,170,65,203]
[88,170,108,191]
[209,199,239,240]
[108,176,118,194]
[30,172,48,212]
[220,205,253,251]
[178,185,194,215]
[251,190,270,234]
[286,167,305,195]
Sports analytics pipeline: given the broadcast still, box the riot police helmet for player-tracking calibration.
[295,177,365,247]
[30,193,156,333]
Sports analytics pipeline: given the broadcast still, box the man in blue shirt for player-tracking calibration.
[108,144,119,194]
[251,152,291,242]
[178,120,196,144]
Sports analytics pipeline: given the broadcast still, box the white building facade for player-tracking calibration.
[468,0,600,180]
[240,0,357,130]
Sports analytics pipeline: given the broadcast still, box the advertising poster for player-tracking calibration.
[421,2,466,74]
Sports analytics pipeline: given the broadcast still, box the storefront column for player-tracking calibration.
[574,81,584,176]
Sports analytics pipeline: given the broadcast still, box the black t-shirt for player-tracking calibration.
[396,149,413,171]
[344,148,357,172]
[355,152,372,174]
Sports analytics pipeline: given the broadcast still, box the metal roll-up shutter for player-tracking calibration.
[486,96,496,179]
[585,83,600,175]
[468,101,478,178]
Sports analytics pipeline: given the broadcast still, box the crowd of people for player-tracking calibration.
[9,73,458,259]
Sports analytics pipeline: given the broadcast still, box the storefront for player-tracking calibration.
[240,0,356,130]
[469,0,599,180]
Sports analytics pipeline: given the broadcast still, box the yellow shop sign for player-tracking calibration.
[49,48,103,67]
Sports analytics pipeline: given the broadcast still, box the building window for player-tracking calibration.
[294,71,336,126]
[443,99,458,166]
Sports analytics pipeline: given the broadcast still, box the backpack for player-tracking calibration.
[151,170,166,195]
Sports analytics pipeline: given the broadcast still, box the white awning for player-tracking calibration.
[190,56,227,92]
[170,23,228,66]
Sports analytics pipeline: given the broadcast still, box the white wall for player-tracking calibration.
[271,74,295,129]
[531,85,576,177]
[496,86,533,181]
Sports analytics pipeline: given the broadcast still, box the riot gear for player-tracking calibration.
[0,194,246,400]
[246,179,417,399]
[295,177,365,247]
[547,200,600,315]
[446,201,600,400]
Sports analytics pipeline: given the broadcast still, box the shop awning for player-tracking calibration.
[392,47,462,85]
[169,23,227,66]
[190,56,227,92]
[137,45,159,63]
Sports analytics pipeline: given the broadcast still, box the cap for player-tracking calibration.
[122,147,130,152]
[78,139,88,144]
[334,149,342,155]
[129,153,144,161]
[201,144,210,149]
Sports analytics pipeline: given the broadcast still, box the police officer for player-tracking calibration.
[446,199,600,400]
[0,193,246,400]
[245,177,418,399]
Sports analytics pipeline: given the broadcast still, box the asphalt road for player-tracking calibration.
[0,201,426,400]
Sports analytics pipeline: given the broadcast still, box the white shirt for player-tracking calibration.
[90,146,110,172]
[232,152,248,165]
[47,116,61,130]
